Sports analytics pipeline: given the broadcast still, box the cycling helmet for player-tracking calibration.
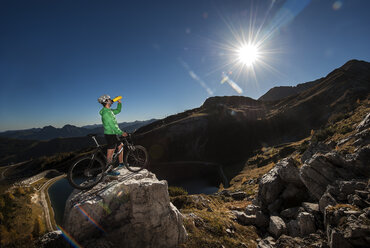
[98,94,111,104]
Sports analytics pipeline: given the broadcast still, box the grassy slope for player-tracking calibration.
[174,98,369,247]
[0,187,44,248]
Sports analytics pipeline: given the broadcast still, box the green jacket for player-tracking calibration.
[99,102,123,135]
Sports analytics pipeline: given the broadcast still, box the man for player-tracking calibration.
[98,94,128,176]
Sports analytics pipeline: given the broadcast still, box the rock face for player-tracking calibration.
[325,204,370,248]
[297,212,316,236]
[247,113,370,246]
[62,168,187,248]
[299,151,364,200]
[258,167,284,207]
[256,158,309,214]
[36,230,65,248]
[301,141,333,164]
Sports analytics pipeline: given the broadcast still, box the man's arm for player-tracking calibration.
[102,111,123,135]
[112,102,122,115]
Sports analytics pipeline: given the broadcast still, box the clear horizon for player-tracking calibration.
[1,0,370,132]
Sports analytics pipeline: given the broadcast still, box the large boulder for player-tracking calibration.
[297,212,316,236]
[63,168,187,248]
[300,152,357,200]
[268,216,287,238]
[258,167,284,208]
[301,142,332,164]
[286,220,300,237]
[275,158,303,186]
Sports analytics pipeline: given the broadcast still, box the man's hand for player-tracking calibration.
[118,99,121,103]
[122,132,128,137]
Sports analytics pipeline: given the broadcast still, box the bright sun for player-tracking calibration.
[238,44,259,66]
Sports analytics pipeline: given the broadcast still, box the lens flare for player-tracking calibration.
[178,58,214,95]
[333,1,343,10]
[74,204,106,233]
[221,73,243,94]
[56,224,83,248]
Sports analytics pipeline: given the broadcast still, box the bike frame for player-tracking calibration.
[90,135,128,168]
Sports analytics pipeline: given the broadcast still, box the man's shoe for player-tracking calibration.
[117,163,125,168]
[107,171,120,176]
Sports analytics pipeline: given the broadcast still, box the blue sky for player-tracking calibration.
[1,0,370,131]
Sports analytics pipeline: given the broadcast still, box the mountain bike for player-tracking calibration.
[67,133,148,190]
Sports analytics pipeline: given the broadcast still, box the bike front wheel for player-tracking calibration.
[124,145,148,172]
[68,155,105,190]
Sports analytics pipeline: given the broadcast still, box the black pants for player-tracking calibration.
[105,134,121,149]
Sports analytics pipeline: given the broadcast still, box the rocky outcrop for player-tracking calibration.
[36,230,65,248]
[299,151,368,200]
[325,204,370,248]
[62,168,187,248]
[243,113,370,247]
[258,166,285,208]
[256,158,310,214]
[301,141,333,164]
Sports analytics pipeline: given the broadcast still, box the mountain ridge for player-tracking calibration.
[258,78,323,102]
[0,119,157,141]
[134,59,370,165]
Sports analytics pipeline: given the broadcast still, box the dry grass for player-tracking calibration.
[332,98,370,153]
[0,186,45,247]
[326,204,361,212]
[189,112,209,118]
[227,138,306,192]
[175,194,258,248]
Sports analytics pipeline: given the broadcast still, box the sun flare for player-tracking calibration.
[238,44,259,66]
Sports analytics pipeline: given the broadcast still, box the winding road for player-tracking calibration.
[0,160,30,181]
[38,174,66,231]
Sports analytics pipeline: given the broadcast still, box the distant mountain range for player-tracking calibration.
[0,119,157,141]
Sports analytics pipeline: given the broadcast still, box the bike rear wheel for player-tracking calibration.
[124,145,148,172]
[68,155,105,190]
